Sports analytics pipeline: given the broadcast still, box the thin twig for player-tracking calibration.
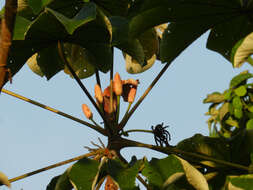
[123,129,153,134]
[1,88,107,136]
[57,41,107,125]
[7,152,97,184]
[95,69,101,87]
[119,63,172,129]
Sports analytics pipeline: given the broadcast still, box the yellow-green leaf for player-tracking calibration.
[232,32,253,68]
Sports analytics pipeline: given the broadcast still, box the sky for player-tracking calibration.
[0,2,252,190]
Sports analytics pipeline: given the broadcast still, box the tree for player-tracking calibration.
[0,0,253,189]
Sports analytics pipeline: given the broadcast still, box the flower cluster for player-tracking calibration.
[82,73,139,127]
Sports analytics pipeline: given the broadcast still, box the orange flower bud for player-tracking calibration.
[128,87,137,103]
[94,84,103,104]
[105,176,118,190]
[82,104,93,119]
[113,72,122,96]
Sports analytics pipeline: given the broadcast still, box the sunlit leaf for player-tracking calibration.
[234,86,247,97]
[176,156,209,190]
[232,96,242,109]
[203,92,224,103]
[27,53,44,77]
[247,119,253,130]
[230,71,253,88]
[231,32,253,68]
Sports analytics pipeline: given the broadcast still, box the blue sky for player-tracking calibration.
[0,2,252,190]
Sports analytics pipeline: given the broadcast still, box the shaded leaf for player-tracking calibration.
[63,43,96,79]
[227,175,253,190]
[46,3,96,35]
[68,158,100,190]
[0,171,10,188]
[160,21,210,63]
[142,156,184,189]
[46,170,73,190]
[28,0,53,14]
[105,158,142,190]
[109,16,145,64]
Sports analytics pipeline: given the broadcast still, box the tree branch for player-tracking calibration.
[0,0,17,91]
[1,88,107,135]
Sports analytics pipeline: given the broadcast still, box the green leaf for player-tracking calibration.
[219,102,229,121]
[248,106,253,113]
[224,89,233,100]
[68,158,100,190]
[128,0,236,38]
[46,3,96,35]
[13,15,31,40]
[27,53,45,77]
[203,92,225,103]
[227,175,253,190]
[109,16,145,64]
[36,45,64,80]
[176,156,208,190]
[234,85,247,97]
[230,71,253,88]
[0,171,10,188]
[28,0,53,14]
[142,156,184,189]
[63,43,96,79]
[125,28,158,74]
[225,118,239,128]
[105,158,142,190]
[231,32,253,68]
[232,96,243,109]
[46,170,73,190]
[207,15,253,64]
[234,108,243,119]
[160,21,210,63]
[247,119,253,130]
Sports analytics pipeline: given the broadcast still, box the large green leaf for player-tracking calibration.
[109,16,145,64]
[207,14,253,65]
[142,156,184,189]
[105,158,142,190]
[68,158,100,190]
[227,175,253,190]
[28,0,53,14]
[46,169,73,190]
[231,32,253,68]
[128,0,239,38]
[5,2,112,83]
[230,71,253,88]
[125,28,158,73]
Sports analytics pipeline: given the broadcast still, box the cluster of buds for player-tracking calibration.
[82,73,139,126]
